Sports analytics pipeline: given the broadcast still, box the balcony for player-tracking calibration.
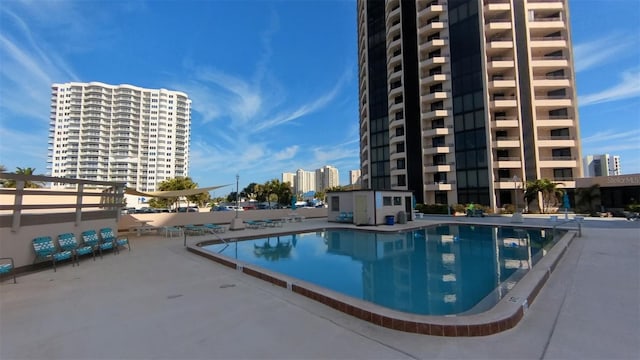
[492,117,519,128]
[534,95,572,107]
[419,38,447,54]
[535,117,574,127]
[421,108,450,120]
[423,126,452,138]
[532,75,571,87]
[531,56,569,68]
[530,36,567,49]
[424,163,452,173]
[538,156,578,168]
[418,2,445,22]
[418,21,446,37]
[493,158,522,168]
[490,96,518,108]
[421,91,449,104]
[423,145,453,155]
[528,0,564,10]
[529,17,565,29]
[484,20,512,34]
[421,55,447,67]
[493,136,520,148]
[420,73,448,85]
[484,0,510,12]
[487,58,515,70]
[537,135,576,147]
[494,179,520,190]
[489,78,517,89]
[486,39,514,52]
[425,182,453,191]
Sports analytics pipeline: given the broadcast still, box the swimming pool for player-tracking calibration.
[200,224,561,316]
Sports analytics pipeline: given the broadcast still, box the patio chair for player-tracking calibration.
[184,224,206,235]
[163,226,184,238]
[81,230,115,258]
[245,220,265,229]
[0,257,16,284]
[57,232,95,265]
[100,228,130,252]
[202,224,226,233]
[32,236,73,272]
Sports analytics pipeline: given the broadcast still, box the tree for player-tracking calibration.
[576,184,601,215]
[3,167,43,188]
[149,177,201,210]
[524,179,563,214]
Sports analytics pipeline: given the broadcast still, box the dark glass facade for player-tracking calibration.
[448,0,490,205]
[366,0,390,190]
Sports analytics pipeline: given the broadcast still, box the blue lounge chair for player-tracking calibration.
[245,220,265,229]
[0,257,16,284]
[57,232,95,264]
[202,224,226,233]
[184,225,206,235]
[32,236,73,272]
[81,230,115,258]
[163,226,184,238]
[100,228,130,252]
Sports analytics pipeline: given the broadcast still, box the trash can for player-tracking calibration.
[385,215,395,225]
[397,211,407,224]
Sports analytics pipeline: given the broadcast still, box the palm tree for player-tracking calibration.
[3,167,43,188]
[576,184,601,215]
[524,178,563,214]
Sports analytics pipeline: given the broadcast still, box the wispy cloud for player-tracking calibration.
[582,129,640,156]
[573,34,635,73]
[579,69,640,106]
[582,129,640,144]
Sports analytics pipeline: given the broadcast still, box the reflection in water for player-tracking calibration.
[205,226,558,316]
[253,236,293,261]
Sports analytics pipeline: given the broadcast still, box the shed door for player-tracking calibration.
[354,195,369,225]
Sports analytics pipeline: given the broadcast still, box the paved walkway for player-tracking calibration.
[1,216,638,359]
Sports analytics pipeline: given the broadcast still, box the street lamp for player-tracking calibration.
[235,174,239,219]
[513,175,520,213]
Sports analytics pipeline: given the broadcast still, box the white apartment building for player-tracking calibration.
[48,82,191,192]
[349,169,362,186]
[294,169,316,195]
[315,165,340,191]
[282,172,296,187]
[583,154,621,177]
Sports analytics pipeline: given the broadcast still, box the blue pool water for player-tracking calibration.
[202,225,559,316]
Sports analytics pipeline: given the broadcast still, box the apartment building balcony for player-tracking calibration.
[494,179,520,190]
[492,117,519,128]
[423,145,453,155]
[424,163,452,173]
[420,55,447,68]
[418,21,446,37]
[386,4,400,23]
[532,75,571,88]
[537,135,576,147]
[386,21,401,38]
[484,0,510,13]
[528,17,565,29]
[493,157,522,168]
[492,136,520,148]
[421,91,449,105]
[531,56,569,68]
[534,95,572,107]
[535,117,574,127]
[528,0,563,10]
[419,38,447,54]
[530,36,567,49]
[389,101,403,114]
[420,73,449,86]
[422,126,452,138]
[489,77,516,89]
[490,96,518,108]
[388,53,403,69]
[484,20,512,34]
[418,2,445,22]
[487,57,515,70]
[538,156,578,168]
[486,39,514,53]
[389,85,403,98]
[421,108,450,120]
[425,181,453,191]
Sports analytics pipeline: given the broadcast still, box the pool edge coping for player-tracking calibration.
[187,225,576,337]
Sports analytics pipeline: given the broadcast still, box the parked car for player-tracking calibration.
[176,206,199,212]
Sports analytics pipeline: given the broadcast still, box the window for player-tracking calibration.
[396,142,405,153]
[395,127,404,136]
[397,175,406,186]
[393,197,402,205]
[331,196,339,211]
[397,158,405,169]
[553,168,573,180]
[383,196,392,206]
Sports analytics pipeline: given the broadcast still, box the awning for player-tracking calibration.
[125,184,231,198]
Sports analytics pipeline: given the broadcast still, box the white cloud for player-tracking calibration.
[573,34,634,73]
[274,146,299,160]
[582,129,640,144]
[579,70,640,106]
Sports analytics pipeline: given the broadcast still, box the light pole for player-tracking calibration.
[229,174,245,230]
[235,174,239,219]
[511,175,523,223]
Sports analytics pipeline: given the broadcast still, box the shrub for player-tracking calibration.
[416,203,449,214]
[626,204,640,212]
[501,204,515,214]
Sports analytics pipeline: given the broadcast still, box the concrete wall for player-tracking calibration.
[327,190,412,225]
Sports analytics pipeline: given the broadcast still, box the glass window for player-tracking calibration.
[393,197,402,205]
[383,197,392,206]
[331,196,340,211]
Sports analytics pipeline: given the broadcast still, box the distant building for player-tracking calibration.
[48,82,191,192]
[295,169,316,194]
[583,154,621,177]
[349,169,362,187]
[282,172,295,186]
[316,165,340,191]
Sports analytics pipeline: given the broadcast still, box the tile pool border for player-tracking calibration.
[187,225,576,336]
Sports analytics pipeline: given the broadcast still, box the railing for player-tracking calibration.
[539,156,575,161]
[538,135,574,140]
[496,157,520,161]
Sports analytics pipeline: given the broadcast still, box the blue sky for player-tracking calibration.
[1,0,639,192]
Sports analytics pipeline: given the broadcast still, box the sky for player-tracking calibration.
[0,0,639,193]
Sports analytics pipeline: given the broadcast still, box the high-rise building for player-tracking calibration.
[357,0,582,208]
[315,165,340,191]
[349,169,362,186]
[294,169,316,194]
[48,82,191,191]
[583,154,621,177]
[282,172,296,187]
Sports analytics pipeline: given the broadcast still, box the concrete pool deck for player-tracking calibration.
[1,215,638,359]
